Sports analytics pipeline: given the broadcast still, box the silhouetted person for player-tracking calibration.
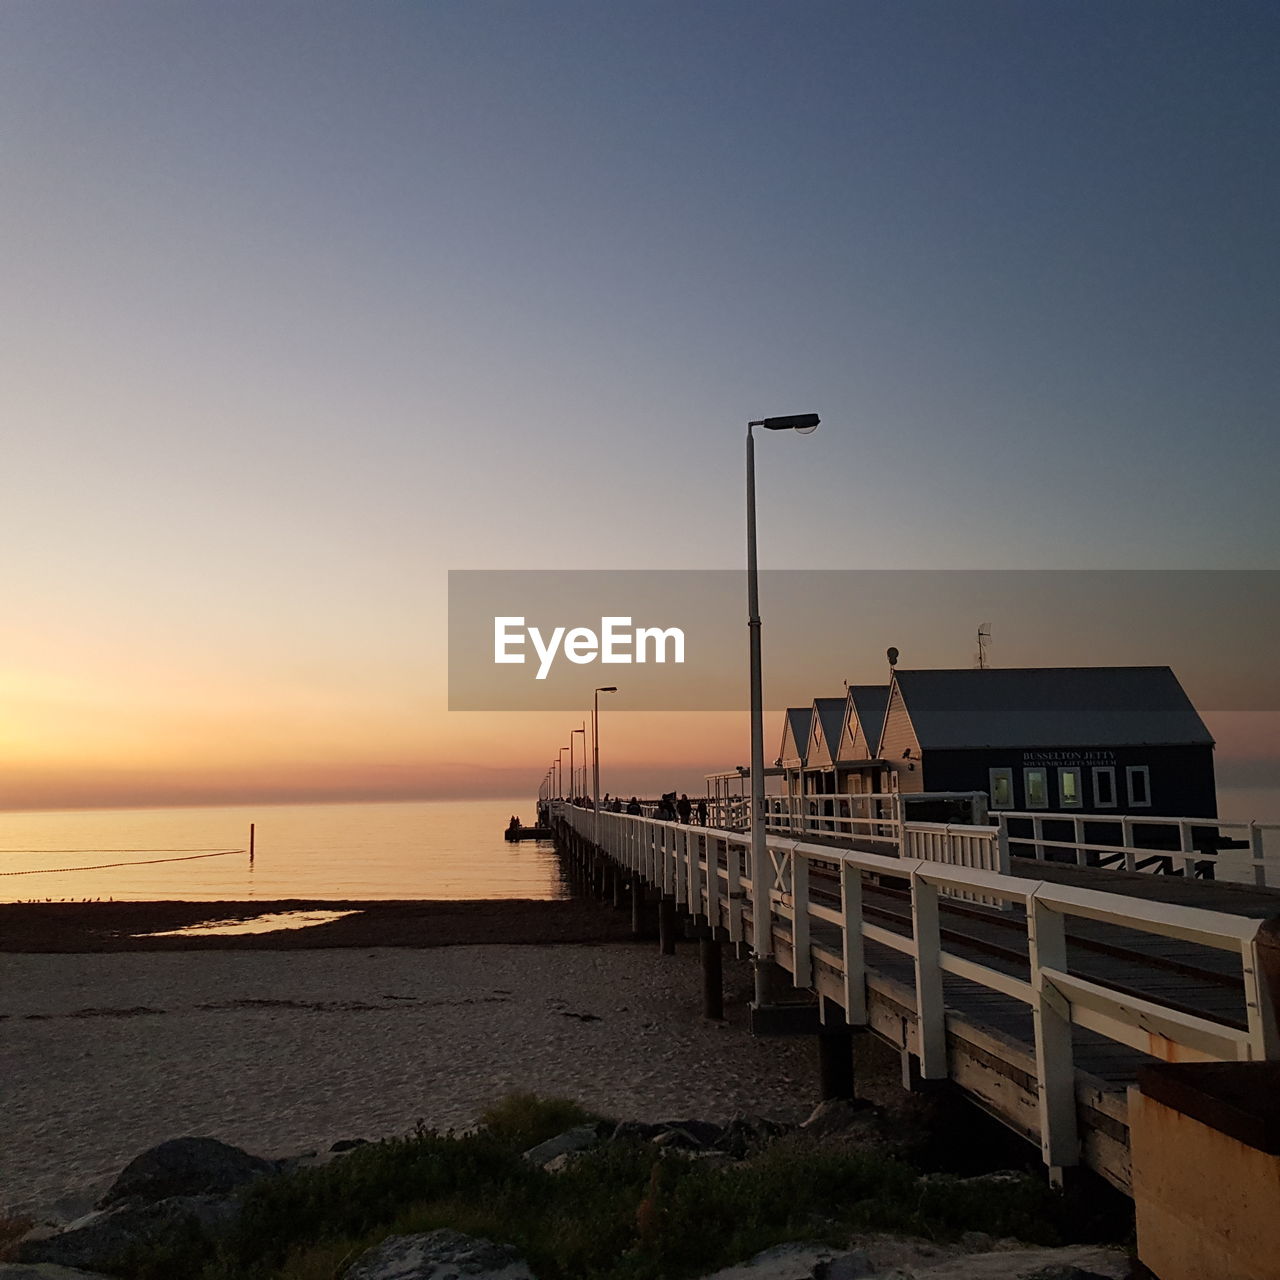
[677,793,692,824]
[626,796,642,816]
[695,797,707,827]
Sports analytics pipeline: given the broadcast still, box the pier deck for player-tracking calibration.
[551,803,1280,1193]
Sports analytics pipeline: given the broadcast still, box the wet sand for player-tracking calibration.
[0,897,635,952]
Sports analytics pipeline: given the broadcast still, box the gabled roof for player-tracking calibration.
[840,685,890,759]
[891,666,1213,751]
[807,697,847,768]
[778,707,813,768]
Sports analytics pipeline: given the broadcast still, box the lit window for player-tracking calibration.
[1058,767,1082,808]
[989,767,1014,809]
[1127,765,1151,808]
[1092,767,1117,808]
[1024,768,1049,809]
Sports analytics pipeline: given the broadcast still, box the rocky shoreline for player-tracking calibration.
[3,1112,1134,1280]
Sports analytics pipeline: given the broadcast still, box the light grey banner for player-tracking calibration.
[448,569,1280,712]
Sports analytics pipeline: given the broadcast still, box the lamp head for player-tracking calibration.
[597,686,618,693]
[749,413,820,434]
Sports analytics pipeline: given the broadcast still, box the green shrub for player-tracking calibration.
[476,1091,605,1152]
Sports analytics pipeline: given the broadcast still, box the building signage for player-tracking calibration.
[1021,749,1116,764]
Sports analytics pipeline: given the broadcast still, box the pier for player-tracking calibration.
[548,798,1280,1194]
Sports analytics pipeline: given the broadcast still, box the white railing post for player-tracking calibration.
[1252,823,1267,888]
[1074,817,1086,867]
[1027,892,1079,1180]
[910,874,947,1078]
[1242,927,1280,1061]
[726,836,744,942]
[1179,822,1196,877]
[791,847,811,988]
[687,829,701,914]
[840,860,867,1026]
[996,819,1012,876]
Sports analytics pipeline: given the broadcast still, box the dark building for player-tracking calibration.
[879,666,1216,819]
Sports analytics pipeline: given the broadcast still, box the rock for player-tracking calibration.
[910,1243,1131,1278]
[522,1124,599,1168]
[17,1195,239,1272]
[344,1229,535,1279]
[0,1268,118,1279]
[1019,1268,1113,1280]
[800,1099,875,1136]
[96,1136,274,1208]
[610,1120,667,1144]
[714,1114,791,1157]
[331,1138,371,1152]
[695,1241,851,1279]
[818,1249,877,1279]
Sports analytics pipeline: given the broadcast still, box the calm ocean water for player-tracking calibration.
[2,789,1277,903]
[0,798,565,902]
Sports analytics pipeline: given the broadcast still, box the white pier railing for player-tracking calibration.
[999,810,1280,887]
[552,801,1280,1179]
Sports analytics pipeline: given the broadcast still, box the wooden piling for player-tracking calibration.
[818,1004,855,1100]
[700,928,724,1020]
[658,894,677,956]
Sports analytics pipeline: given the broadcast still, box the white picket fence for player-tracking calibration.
[553,801,1280,1179]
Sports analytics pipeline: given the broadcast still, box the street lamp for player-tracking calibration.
[746,413,820,1005]
[593,686,618,842]
[572,727,586,803]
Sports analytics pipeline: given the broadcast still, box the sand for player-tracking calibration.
[0,939,819,1216]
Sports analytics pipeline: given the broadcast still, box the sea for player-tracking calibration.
[0,798,565,903]
[2,788,1277,903]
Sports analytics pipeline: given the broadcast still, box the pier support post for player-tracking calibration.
[751,956,787,1007]
[699,926,724,1020]
[611,864,624,909]
[658,894,678,956]
[630,881,644,936]
[817,1002,855,1101]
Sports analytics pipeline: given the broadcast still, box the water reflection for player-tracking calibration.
[139,910,358,938]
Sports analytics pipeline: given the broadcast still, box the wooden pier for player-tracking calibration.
[549,801,1280,1193]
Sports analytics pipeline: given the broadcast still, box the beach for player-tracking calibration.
[0,909,818,1215]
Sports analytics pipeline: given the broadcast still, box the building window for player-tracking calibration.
[1058,767,1082,808]
[1092,766,1117,808]
[1127,765,1151,808]
[989,767,1014,809]
[1024,767,1049,809]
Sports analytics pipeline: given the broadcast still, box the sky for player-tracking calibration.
[2,1,1278,811]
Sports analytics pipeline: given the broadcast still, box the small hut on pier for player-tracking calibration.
[878,665,1216,818]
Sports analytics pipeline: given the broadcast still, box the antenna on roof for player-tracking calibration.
[975,623,991,670]
[886,646,899,670]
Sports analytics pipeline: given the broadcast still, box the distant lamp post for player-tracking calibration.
[593,686,618,843]
[572,727,586,802]
[746,413,820,1005]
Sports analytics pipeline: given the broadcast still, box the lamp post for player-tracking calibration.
[572,727,585,804]
[593,686,618,843]
[559,746,569,800]
[746,413,820,1005]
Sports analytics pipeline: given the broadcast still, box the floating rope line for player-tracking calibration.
[0,849,246,876]
[0,848,236,853]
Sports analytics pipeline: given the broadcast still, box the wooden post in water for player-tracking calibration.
[249,823,255,865]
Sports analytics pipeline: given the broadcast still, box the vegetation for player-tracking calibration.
[100,1093,1119,1280]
